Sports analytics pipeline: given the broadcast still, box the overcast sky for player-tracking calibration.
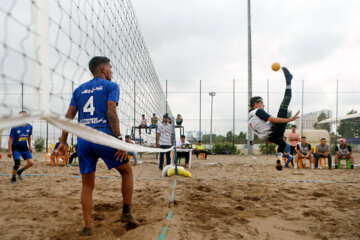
[133,0,360,135]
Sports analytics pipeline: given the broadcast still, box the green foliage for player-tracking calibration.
[337,109,360,138]
[314,111,330,132]
[259,143,277,155]
[201,131,247,144]
[212,142,239,155]
[34,138,45,152]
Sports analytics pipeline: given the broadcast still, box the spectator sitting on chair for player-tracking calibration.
[335,138,354,169]
[288,124,300,156]
[68,144,77,167]
[148,113,158,134]
[314,138,332,169]
[176,135,191,167]
[277,136,293,168]
[194,140,210,159]
[51,137,69,166]
[157,113,174,170]
[125,135,138,165]
[295,136,314,169]
[139,114,147,134]
[176,114,183,126]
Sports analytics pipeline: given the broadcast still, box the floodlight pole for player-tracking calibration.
[247,0,253,155]
[336,79,339,142]
[301,79,304,136]
[166,79,168,114]
[199,79,202,140]
[233,79,235,150]
[21,82,24,111]
[209,92,216,150]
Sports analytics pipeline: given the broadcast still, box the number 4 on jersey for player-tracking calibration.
[83,96,95,115]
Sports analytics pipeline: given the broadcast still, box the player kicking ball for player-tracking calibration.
[58,56,139,236]
[248,66,299,170]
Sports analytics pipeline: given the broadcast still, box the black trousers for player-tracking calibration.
[177,152,189,164]
[194,150,209,158]
[268,88,292,153]
[69,152,78,164]
[290,146,297,155]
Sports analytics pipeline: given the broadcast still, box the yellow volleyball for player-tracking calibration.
[271,62,281,71]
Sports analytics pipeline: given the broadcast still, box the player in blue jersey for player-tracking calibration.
[58,56,139,236]
[7,111,34,184]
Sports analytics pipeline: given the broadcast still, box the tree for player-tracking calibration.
[314,112,330,132]
[337,109,360,138]
[225,131,233,142]
[238,132,247,144]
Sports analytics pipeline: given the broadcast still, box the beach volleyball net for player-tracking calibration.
[0,0,171,152]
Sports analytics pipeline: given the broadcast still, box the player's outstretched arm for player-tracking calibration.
[268,110,300,124]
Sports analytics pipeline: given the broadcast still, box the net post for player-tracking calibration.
[34,0,50,113]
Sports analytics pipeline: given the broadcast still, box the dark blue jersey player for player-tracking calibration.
[58,56,139,235]
[7,111,34,184]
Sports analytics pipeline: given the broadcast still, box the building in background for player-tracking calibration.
[295,109,332,130]
[187,131,194,140]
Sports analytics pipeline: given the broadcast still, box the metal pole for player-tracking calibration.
[336,79,339,141]
[166,79,168,114]
[247,0,253,155]
[134,80,136,128]
[301,79,304,136]
[21,82,24,111]
[46,122,48,150]
[71,81,74,146]
[199,79,202,140]
[209,92,216,149]
[233,79,235,150]
[266,79,269,154]
[210,95,213,149]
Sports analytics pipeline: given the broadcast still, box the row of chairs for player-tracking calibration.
[282,146,352,169]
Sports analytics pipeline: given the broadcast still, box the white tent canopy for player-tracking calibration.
[318,113,360,124]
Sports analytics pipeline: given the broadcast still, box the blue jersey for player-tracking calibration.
[10,124,32,152]
[70,77,119,135]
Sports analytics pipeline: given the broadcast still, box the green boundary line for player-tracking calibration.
[0,174,358,184]
[158,227,168,240]
[158,179,177,240]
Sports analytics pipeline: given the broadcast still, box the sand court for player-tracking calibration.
[0,151,359,240]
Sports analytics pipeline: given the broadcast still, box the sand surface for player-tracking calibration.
[0,151,359,240]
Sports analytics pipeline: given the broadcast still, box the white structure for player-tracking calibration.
[295,110,332,130]
[186,131,194,140]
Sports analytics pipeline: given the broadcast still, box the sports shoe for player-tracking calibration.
[17,169,24,180]
[79,227,93,236]
[276,160,282,171]
[11,176,17,184]
[317,166,322,169]
[185,163,189,168]
[282,67,293,85]
[121,213,140,226]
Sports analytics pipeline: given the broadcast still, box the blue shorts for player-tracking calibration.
[77,138,129,174]
[13,150,32,161]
